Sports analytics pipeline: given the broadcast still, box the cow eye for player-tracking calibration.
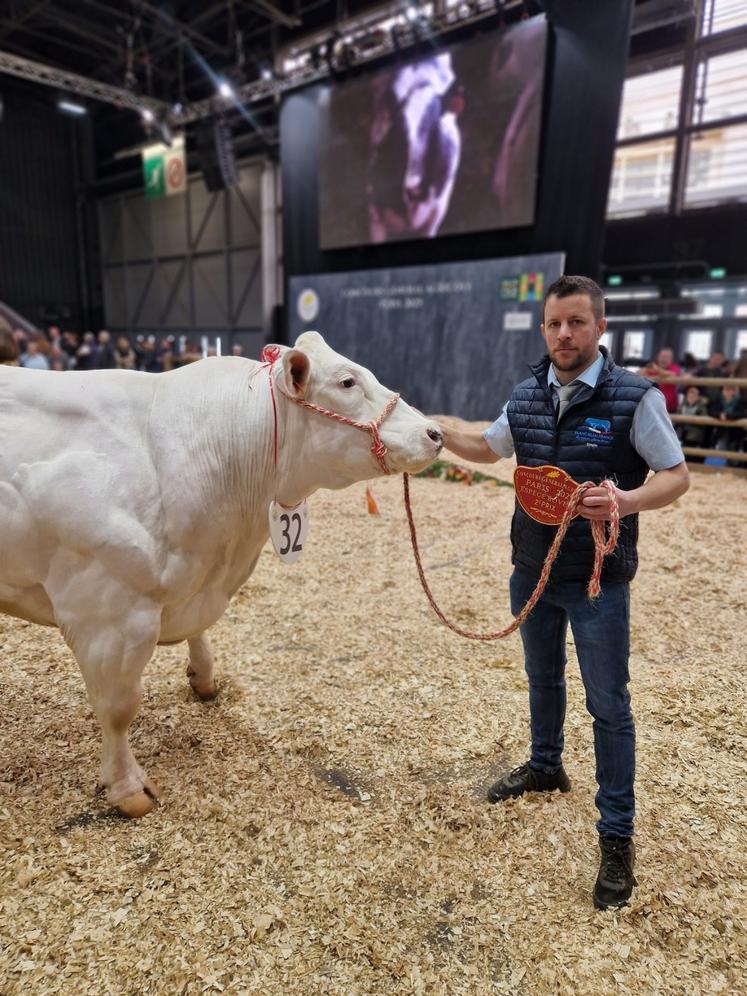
[340,377,356,389]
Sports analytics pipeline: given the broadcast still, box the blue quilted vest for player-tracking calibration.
[506,348,653,582]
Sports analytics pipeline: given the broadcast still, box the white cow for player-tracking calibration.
[0,332,443,817]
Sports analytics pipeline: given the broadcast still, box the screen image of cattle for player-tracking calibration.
[318,15,547,250]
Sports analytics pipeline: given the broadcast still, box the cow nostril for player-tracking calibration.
[427,427,443,444]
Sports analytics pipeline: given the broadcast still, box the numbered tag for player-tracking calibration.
[268,500,309,564]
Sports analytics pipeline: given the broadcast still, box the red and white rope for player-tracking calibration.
[403,473,620,641]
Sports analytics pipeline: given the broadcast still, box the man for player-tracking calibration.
[440,275,689,911]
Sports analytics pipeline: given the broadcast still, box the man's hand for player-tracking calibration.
[576,462,689,521]
[437,424,500,464]
[577,483,635,520]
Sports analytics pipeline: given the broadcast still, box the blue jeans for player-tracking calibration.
[509,567,635,838]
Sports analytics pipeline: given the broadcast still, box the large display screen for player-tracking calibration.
[319,15,547,250]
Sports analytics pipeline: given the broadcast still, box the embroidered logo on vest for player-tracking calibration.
[575,417,613,446]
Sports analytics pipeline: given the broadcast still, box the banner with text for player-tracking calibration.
[288,253,564,421]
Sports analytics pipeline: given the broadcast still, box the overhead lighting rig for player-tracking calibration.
[0,0,531,128]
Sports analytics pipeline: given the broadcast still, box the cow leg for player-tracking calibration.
[61,603,162,819]
[187,632,217,700]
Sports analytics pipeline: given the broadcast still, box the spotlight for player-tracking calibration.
[405,4,419,22]
[260,66,273,81]
[171,101,184,117]
[218,79,234,99]
[141,107,155,123]
[57,98,87,116]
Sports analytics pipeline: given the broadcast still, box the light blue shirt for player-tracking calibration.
[483,352,684,472]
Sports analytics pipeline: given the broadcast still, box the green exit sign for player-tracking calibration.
[607,275,623,286]
[709,267,726,279]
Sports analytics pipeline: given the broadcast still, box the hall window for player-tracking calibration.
[622,330,648,361]
[684,330,714,359]
[616,66,683,140]
[684,124,747,206]
[701,0,747,35]
[608,138,675,215]
[694,48,747,125]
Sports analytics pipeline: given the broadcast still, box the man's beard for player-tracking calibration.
[550,348,588,371]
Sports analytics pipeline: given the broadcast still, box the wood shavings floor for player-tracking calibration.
[1,446,745,995]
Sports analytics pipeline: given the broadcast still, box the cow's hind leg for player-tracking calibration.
[61,602,162,818]
[187,632,217,700]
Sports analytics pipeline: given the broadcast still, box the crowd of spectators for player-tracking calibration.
[0,324,245,373]
[641,346,747,462]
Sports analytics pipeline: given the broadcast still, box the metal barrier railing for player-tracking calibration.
[646,373,747,468]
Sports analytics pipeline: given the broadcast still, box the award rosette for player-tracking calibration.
[513,465,580,526]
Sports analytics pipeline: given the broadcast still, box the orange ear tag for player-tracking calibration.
[513,465,580,526]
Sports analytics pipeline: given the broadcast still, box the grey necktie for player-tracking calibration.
[555,382,580,419]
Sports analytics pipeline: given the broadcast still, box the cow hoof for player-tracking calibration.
[115,781,161,819]
[191,682,217,701]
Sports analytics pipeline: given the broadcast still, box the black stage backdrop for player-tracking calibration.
[281,0,634,283]
[288,253,564,421]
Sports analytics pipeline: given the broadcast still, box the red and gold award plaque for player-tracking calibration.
[513,465,580,526]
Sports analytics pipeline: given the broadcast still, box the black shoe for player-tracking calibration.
[593,835,637,910]
[487,761,571,803]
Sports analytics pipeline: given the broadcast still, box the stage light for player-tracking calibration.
[218,79,234,99]
[57,98,87,116]
[141,107,155,123]
[405,4,419,21]
[260,66,273,81]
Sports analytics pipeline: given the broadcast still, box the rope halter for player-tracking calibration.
[259,345,401,475]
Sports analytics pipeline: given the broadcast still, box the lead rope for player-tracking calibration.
[403,474,620,641]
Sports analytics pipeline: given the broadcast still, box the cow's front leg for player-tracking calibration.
[187,632,217,700]
[61,601,162,818]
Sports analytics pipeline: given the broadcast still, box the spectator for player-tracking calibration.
[97,330,117,369]
[62,330,80,362]
[140,336,163,373]
[20,339,50,370]
[711,384,746,458]
[115,336,137,370]
[0,327,20,365]
[49,342,71,371]
[159,337,174,372]
[680,351,698,374]
[642,347,681,413]
[732,348,747,398]
[695,350,730,415]
[232,344,243,357]
[676,385,709,461]
[75,332,100,371]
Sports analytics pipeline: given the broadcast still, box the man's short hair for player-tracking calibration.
[544,275,605,321]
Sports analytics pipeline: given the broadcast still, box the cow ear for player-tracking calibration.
[281,348,310,397]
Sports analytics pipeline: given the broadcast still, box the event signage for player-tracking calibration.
[142,135,187,200]
[514,465,580,526]
[288,252,564,421]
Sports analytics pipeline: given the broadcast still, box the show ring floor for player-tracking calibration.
[1,427,745,995]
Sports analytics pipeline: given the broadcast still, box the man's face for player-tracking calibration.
[686,388,700,404]
[708,352,725,369]
[541,293,606,378]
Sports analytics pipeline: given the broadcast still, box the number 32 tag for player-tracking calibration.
[268,500,309,565]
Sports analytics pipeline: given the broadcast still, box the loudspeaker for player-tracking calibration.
[196,120,239,191]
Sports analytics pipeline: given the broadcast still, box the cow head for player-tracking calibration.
[278,331,442,491]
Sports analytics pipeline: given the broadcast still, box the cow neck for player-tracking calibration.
[257,346,401,492]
